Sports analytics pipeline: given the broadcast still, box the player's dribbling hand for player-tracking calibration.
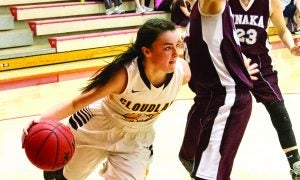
[21,120,39,148]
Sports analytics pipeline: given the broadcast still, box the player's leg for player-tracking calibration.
[43,168,65,180]
[44,171,55,180]
[100,126,154,180]
[250,54,300,179]
[103,0,114,15]
[179,97,213,176]
[179,155,193,174]
[264,101,300,179]
[63,146,107,180]
[192,91,252,179]
[101,145,152,179]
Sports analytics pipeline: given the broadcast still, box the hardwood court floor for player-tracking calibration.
[0,47,299,179]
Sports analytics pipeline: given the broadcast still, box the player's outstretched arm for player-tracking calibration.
[270,0,300,56]
[22,67,127,138]
[38,67,127,123]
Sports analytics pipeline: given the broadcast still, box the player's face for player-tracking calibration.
[143,30,181,73]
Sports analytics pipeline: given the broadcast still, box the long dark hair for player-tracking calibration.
[82,18,176,93]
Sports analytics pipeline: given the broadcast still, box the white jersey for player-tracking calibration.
[69,57,184,131]
[101,57,184,125]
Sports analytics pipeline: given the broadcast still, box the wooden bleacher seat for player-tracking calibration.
[28,11,170,36]
[9,1,136,20]
[0,29,34,49]
[0,0,73,6]
[48,26,185,52]
[0,14,14,30]
[48,28,138,52]
[0,44,55,60]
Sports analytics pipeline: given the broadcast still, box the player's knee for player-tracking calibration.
[264,101,292,131]
[44,168,66,180]
[264,101,297,148]
[43,171,55,180]
[179,155,193,174]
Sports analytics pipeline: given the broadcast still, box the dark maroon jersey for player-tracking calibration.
[229,0,270,55]
[185,2,252,94]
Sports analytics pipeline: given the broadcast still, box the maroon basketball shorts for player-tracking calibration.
[248,54,283,103]
[180,89,252,179]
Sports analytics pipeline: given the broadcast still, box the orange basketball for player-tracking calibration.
[23,121,75,171]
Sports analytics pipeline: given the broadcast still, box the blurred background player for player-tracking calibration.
[134,0,154,13]
[170,0,195,27]
[281,0,300,34]
[102,0,125,15]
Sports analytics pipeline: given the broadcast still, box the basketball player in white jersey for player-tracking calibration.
[22,18,191,180]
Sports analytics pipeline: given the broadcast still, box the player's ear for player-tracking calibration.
[141,46,151,57]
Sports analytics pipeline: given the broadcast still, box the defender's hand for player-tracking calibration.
[243,55,259,81]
